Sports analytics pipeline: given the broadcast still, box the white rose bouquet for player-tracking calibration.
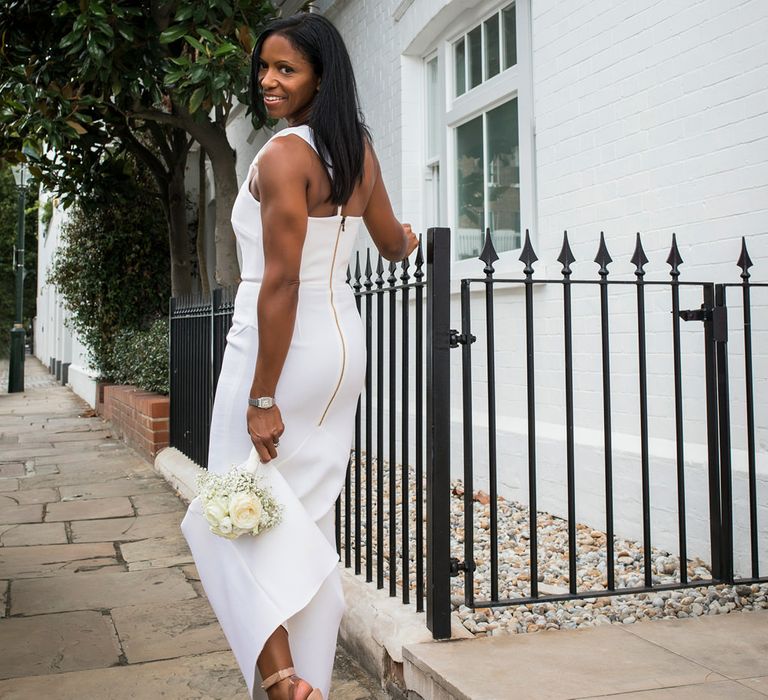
[196,464,282,540]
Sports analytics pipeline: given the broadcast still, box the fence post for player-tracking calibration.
[714,284,734,583]
[426,227,452,640]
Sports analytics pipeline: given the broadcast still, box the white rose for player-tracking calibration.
[229,492,263,531]
[216,516,234,535]
[203,495,229,528]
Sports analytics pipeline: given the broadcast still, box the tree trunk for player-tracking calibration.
[167,159,195,297]
[197,146,211,298]
[134,107,242,287]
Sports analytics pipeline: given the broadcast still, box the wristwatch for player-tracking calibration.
[248,396,275,409]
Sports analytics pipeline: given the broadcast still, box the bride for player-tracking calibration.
[181,11,417,700]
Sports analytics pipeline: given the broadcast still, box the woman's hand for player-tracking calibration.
[247,405,285,463]
[402,223,419,259]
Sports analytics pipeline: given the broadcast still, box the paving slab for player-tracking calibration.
[0,542,116,578]
[739,676,768,696]
[111,597,229,663]
[0,503,43,525]
[59,476,168,501]
[11,567,197,615]
[0,463,25,477]
[0,650,249,699]
[404,625,728,700]
[624,610,768,680]
[131,491,185,515]
[0,580,7,617]
[45,495,134,521]
[119,534,194,571]
[70,511,182,543]
[18,429,112,443]
[0,487,59,505]
[0,610,121,679]
[0,522,68,546]
[579,680,767,699]
[0,479,19,492]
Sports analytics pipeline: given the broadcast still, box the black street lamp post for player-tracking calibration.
[8,161,28,393]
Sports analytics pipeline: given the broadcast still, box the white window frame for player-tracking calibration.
[423,0,535,279]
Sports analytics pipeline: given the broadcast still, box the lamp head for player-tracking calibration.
[10,161,27,190]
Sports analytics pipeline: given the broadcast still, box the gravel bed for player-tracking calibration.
[339,459,768,636]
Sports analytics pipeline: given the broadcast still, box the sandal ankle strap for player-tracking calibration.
[261,667,296,691]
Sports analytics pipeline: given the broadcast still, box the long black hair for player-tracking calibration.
[250,13,370,206]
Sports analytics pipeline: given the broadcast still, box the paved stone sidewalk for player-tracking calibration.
[0,358,386,699]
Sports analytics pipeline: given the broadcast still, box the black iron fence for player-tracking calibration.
[169,228,766,642]
[169,286,235,469]
[425,228,766,638]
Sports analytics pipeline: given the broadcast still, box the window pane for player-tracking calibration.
[486,98,520,252]
[454,38,466,96]
[468,25,482,89]
[503,3,517,69]
[456,115,484,260]
[426,57,439,159]
[484,14,500,80]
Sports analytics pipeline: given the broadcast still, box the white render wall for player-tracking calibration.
[312,0,768,575]
[34,197,99,408]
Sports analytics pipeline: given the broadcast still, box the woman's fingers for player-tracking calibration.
[246,405,284,463]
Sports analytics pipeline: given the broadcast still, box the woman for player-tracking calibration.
[180,12,417,700]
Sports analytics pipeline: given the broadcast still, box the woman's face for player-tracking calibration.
[257,33,319,125]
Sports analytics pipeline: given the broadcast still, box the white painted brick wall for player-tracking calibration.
[229,0,768,572]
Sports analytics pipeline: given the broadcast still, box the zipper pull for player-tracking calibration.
[341,215,346,231]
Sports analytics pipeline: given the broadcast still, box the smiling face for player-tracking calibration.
[257,33,320,125]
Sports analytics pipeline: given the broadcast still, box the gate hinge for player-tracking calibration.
[449,329,476,348]
[449,557,477,577]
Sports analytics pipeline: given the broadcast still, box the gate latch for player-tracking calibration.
[449,557,477,577]
[679,304,728,342]
[449,329,476,348]
[678,306,711,323]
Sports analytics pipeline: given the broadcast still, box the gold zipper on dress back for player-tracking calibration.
[318,215,347,426]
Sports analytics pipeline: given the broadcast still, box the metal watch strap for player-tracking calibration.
[248,396,274,409]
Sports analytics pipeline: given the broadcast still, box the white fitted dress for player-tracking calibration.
[180,125,365,699]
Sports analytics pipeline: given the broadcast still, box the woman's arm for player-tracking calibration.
[247,137,312,462]
[363,149,418,261]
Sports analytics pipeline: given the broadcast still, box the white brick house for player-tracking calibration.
[297,0,768,574]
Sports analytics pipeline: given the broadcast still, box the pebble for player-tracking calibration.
[340,466,768,638]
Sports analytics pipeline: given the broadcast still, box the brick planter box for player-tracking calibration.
[97,384,169,463]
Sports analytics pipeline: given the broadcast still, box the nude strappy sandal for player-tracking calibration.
[260,667,323,700]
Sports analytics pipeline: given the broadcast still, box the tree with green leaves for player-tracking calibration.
[0,0,279,290]
[0,165,37,359]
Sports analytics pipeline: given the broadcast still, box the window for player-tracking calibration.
[454,3,517,97]
[421,0,531,265]
[456,99,520,260]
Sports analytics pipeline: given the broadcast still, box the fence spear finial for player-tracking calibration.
[631,232,649,277]
[364,249,373,288]
[594,231,612,277]
[519,229,538,278]
[557,230,575,277]
[353,251,362,292]
[737,236,753,282]
[375,253,385,287]
[666,233,683,279]
[479,227,499,277]
[414,234,424,278]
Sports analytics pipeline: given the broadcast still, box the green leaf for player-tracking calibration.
[159,25,187,44]
[213,42,238,57]
[188,86,206,113]
[198,27,216,42]
[184,35,206,53]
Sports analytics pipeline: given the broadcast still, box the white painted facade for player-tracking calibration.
[33,198,99,407]
[299,0,768,575]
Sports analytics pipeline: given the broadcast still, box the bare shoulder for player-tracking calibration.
[257,134,315,188]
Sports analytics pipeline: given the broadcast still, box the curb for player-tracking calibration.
[153,447,469,694]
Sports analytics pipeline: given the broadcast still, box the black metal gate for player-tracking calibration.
[424,228,767,638]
